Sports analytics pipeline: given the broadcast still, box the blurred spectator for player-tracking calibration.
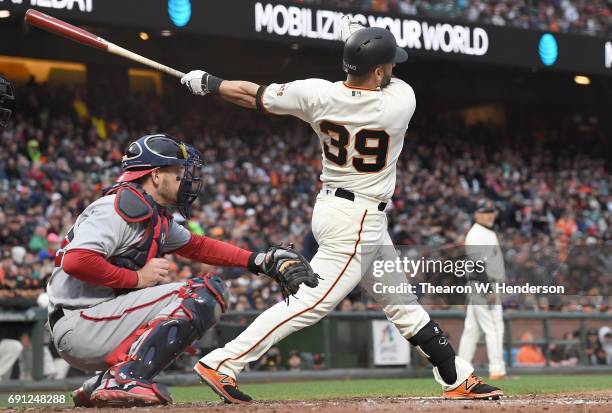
[312,353,326,370]
[287,350,303,371]
[297,0,612,37]
[548,331,579,366]
[339,298,354,312]
[255,346,283,371]
[597,326,612,365]
[516,331,546,366]
[585,328,607,365]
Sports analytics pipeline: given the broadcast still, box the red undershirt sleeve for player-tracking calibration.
[62,248,139,289]
[175,234,251,267]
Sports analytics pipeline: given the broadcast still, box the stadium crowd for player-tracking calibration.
[294,0,612,37]
[0,80,610,316]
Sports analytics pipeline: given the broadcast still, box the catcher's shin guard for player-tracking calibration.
[408,320,457,385]
[92,276,228,407]
[120,277,226,382]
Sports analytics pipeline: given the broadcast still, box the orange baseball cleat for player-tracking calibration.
[443,374,503,400]
[194,362,252,404]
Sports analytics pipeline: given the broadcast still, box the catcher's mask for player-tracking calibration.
[0,75,15,128]
[117,134,203,219]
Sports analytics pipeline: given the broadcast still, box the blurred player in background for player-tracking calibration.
[459,200,507,380]
[181,18,502,402]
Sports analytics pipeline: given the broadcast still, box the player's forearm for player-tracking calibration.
[218,80,259,109]
[181,70,260,109]
[175,234,253,267]
[62,249,139,289]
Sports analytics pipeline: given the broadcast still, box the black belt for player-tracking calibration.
[48,306,65,331]
[334,188,387,212]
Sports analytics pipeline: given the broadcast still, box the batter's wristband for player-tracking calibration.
[255,84,267,112]
[205,75,224,94]
[247,252,260,274]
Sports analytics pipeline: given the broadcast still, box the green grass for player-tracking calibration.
[2,374,611,408]
[171,374,612,402]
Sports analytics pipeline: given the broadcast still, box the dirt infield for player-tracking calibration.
[5,391,611,413]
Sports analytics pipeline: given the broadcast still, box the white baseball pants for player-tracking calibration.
[458,303,506,376]
[201,190,473,390]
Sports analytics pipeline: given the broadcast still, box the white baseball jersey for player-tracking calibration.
[260,78,416,201]
[465,223,506,282]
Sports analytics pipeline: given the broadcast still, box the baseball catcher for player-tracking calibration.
[46,134,318,407]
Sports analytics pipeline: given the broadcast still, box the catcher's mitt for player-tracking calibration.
[249,244,321,302]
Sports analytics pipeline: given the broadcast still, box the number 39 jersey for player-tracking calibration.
[258,77,416,201]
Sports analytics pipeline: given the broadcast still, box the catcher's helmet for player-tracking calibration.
[343,27,408,76]
[0,75,15,128]
[117,134,203,219]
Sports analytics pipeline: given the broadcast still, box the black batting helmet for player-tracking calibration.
[0,75,14,128]
[343,27,408,76]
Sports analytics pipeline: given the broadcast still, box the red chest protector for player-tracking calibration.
[103,183,170,271]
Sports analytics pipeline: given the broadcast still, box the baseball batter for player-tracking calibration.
[181,20,503,402]
[459,200,507,380]
[46,134,318,407]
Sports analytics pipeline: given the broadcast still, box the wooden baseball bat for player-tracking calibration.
[24,9,185,78]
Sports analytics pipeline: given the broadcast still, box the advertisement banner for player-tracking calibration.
[371,320,411,366]
[1,0,610,75]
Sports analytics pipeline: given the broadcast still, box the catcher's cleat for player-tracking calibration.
[72,373,103,407]
[194,361,252,404]
[72,387,91,408]
[90,383,170,407]
[443,374,503,400]
[89,364,172,408]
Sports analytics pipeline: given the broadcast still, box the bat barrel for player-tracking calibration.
[24,9,108,51]
[24,9,184,78]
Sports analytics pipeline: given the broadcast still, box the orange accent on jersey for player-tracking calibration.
[342,82,379,91]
